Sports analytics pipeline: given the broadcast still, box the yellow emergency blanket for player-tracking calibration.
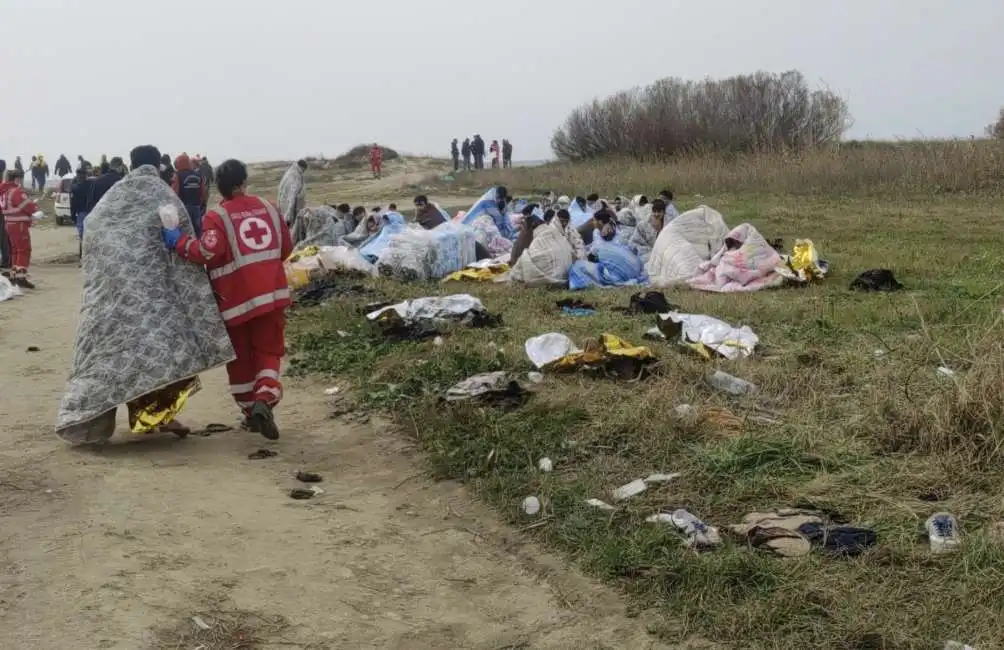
[442,264,510,282]
[129,377,201,434]
[547,334,655,371]
[776,239,827,283]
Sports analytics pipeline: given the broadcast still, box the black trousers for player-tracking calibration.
[0,214,10,272]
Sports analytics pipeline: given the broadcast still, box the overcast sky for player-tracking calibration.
[2,0,1001,165]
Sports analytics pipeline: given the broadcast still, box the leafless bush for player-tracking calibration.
[551,71,852,161]
[986,107,1004,139]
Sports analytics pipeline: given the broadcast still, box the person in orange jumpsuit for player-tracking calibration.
[369,143,382,178]
[0,168,43,288]
[162,159,293,440]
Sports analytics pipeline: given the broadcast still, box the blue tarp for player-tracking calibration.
[569,201,594,229]
[460,188,515,240]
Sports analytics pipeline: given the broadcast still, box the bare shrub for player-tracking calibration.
[987,107,1004,139]
[551,70,851,161]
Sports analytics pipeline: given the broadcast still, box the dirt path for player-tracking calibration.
[0,228,666,649]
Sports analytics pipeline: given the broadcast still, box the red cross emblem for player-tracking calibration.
[238,216,274,251]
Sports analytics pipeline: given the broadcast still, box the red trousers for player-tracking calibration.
[226,309,286,414]
[4,221,30,273]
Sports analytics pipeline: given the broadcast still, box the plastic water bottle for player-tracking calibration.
[706,371,757,396]
[670,509,721,550]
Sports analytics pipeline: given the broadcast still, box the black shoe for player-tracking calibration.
[12,277,34,289]
[247,401,279,440]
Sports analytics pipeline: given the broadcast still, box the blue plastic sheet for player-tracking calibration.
[359,211,407,261]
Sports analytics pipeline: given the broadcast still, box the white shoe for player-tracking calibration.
[926,512,961,554]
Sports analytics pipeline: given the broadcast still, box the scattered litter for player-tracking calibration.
[290,486,324,500]
[248,449,277,460]
[192,616,212,631]
[336,330,349,338]
[644,473,681,485]
[0,275,23,302]
[367,294,499,340]
[292,272,376,308]
[443,371,531,409]
[646,512,674,524]
[775,239,829,283]
[613,290,678,314]
[522,496,541,515]
[850,268,903,292]
[873,349,887,358]
[525,333,657,380]
[433,336,444,347]
[937,366,957,379]
[926,512,960,554]
[26,346,40,352]
[556,298,597,316]
[705,370,757,396]
[537,457,553,473]
[324,386,341,396]
[526,372,544,384]
[442,262,509,283]
[586,498,617,512]
[669,509,721,551]
[797,522,876,556]
[728,510,824,558]
[296,471,324,483]
[612,479,648,501]
[656,312,758,360]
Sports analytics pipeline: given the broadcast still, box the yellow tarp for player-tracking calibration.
[442,264,510,282]
[130,377,201,434]
[777,239,827,283]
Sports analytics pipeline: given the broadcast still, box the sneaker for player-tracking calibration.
[246,401,279,440]
[926,512,961,554]
[12,277,34,289]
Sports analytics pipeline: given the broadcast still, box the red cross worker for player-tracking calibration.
[166,159,293,440]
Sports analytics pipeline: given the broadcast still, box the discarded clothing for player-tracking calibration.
[798,522,877,557]
[56,165,235,445]
[444,371,530,409]
[613,290,677,315]
[292,271,375,308]
[647,205,730,287]
[850,269,903,292]
[728,510,824,558]
[656,312,758,360]
[525,332,656,379]
[556,298,596,316]
[568,240,647,290]
[367,294,483,323]
[688,223,785,293]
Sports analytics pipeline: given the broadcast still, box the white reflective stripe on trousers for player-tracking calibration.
[221,289,291,322]
[256,369,280,380]
[230,382,256,395]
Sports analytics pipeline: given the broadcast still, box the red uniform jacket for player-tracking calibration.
[0,183,40,224]
[175,194,293,327]
[370,147,382,165]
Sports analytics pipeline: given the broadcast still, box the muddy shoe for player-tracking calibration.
[247,401,279,440]
[12,277,35,289]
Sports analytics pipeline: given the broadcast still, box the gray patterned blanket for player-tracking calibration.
[55,165,235,444]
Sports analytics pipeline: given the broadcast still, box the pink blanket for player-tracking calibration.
[688,224,784,293]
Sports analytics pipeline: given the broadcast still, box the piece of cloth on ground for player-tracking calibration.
[55,165,235,444]
[656,312,758,360]
[533,333,657,379]
[277,163,306,226]
[797,522,877,557]
[568,239,646,290]
[444,371,531,409]
[367,294,484,323]
[647,205,730,287]
[510,220,575,287]
[688,223,785,293]
[775,239,828,283]
[727,510,823,558]
[459,187,515,240]
[850,268,903,292]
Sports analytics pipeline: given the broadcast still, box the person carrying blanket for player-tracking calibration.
[164,159,294,440]
[55,145,236,446]
[277,159,307,228]
[568,211,647,290]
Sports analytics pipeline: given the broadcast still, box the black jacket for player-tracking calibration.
[71,177,93,215]
[87,170,123,212]
[54,156,72,177]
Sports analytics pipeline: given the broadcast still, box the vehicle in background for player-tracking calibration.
[54,173,75,226]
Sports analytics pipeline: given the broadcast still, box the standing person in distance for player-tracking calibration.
[369,143,383,179]
[450,139,460,172]
[0,167,44,288]
[461,138,472,171]
[502,139,513,168]
[162,159,293,440]
[171,153,208,236]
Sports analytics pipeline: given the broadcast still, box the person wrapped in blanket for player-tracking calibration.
[568,208,647,290]
[546,207,586,261]
[414,194,493,260]
[629,198,669,264]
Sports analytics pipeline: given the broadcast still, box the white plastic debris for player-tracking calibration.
[670,509,722,550]
[366,294,484,323]
[674,404,697,419]
[937,366,957,378]
[445,371,513,401]
[646,512,675,524]
[522,496,541,515]
[585,498,617,512]
[336,330,349,338]
[612,479,648,501]
[526,372,544,384]
[192,616,212,631]
[644,473,681,485]
[525,333,582,369]
[158,203,181,229]
[323,386,341,396]
[537,457,553,473]
[706,370,757,396]
[433,336,444,347]
[658,312,758,360]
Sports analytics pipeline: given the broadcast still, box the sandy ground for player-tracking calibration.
[0,227,667,649]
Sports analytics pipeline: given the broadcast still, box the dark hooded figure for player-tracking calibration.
[502,139,513,168]
[86,158,125,213]
[461,138,471,171]
[159,153,175,185]
[471,135,485,170]
[450,139,460,172]
[54,155,72,177]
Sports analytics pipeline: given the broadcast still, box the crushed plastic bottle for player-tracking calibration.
[670,509,721,550]
[612,479,648,501]
[522,496,541,516]
[705,370,757,396]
